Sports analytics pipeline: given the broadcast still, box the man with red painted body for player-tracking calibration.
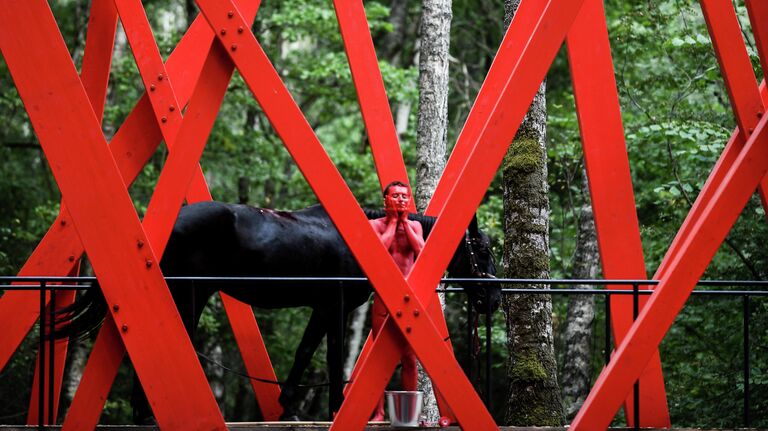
[369,181,424,421]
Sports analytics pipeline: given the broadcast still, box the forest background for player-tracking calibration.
[0,0,767,427]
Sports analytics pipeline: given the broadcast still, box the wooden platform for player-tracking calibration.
[1,424,763,431]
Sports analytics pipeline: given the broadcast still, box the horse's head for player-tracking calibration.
[447,214,500,314]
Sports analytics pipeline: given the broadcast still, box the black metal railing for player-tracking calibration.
[1,276,766,429]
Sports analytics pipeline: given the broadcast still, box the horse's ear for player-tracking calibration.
[469,214,479,235]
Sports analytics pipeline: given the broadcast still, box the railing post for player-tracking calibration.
[604,291,611,365]
[466,295,475,383]
[48,283,55,424]
[485,287,492,411]
[743,294,750,428]
[633,282,639,430]
[38,280,46,430]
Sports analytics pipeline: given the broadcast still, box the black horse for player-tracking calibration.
[56,201,499,421]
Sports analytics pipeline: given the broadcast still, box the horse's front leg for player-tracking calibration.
[279,308,328,421]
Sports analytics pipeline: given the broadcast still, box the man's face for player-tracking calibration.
[385,185,411,212]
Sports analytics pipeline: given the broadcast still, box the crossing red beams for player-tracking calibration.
[0,2,225,429]
[25,0,117,423]
[572,0,768,428]
[0,0,282,428]
[6,0,757,428]
[194,1,496,425]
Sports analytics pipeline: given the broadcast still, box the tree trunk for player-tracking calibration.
[415,0,452,424]
[501,0,564,425]
[343,301,370,380]
[561,171,600,419]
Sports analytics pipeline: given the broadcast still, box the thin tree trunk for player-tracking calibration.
[63,339,88,406]
[415,0,452,424]
[501,0,564,425]
[343,301,370,380]
[561,171,600,419]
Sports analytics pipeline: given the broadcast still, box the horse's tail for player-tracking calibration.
[53,284,108,340]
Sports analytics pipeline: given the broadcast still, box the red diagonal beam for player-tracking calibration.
[348,0,555,374]
[566,0,670,426]
[746,0,768,77]
[344,0,556,418]
[332,0,413,204]
[26,0,116,422]
[193,0,510,428]
[63,36,233,431]
[572,106,768,431]
[62,2,282,425]
[80,0,118,123]
[333,0,449,418]
[59,315,124,431]
[573,0,767,427]
[0,0,281,419]
[27,288,77,425]
[0,2,225,429]
[656,0,768,282]
[424,0,550,216]
[335,0,587,427]
[0,2,212,373]
[0,0,119,377]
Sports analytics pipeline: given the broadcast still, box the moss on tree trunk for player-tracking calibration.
[501,1,564,424]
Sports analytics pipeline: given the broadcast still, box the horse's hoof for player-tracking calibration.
[280,413,302,422]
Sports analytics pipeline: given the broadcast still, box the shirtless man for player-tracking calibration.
[369,181,424,421]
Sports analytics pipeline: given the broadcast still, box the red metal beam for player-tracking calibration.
[336,0,588,427]
[26,1,116,422]
[0,0,282,420]
[572,1,767,427]
[0,2,225,429]
[566,0,670,426]
[344,1,557,420]
[746,0,768,77]
[424,0,550,216]
[656,0,768,282]
[26,288,76,425]
[0,1,208,374]
[332,0,413,204]
[62,1,283,425]
[192,0,514,427]
[572,110,768,431]
[60,316,125,431]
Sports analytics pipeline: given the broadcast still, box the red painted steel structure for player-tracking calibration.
[0,0,762,428]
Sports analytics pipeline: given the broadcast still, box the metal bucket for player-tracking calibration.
[385,390,423,427]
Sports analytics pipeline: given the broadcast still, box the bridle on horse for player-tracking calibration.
[463,231,496,279]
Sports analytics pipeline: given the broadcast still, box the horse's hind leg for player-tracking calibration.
[279,308,328,421]
[326,288,347,418]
